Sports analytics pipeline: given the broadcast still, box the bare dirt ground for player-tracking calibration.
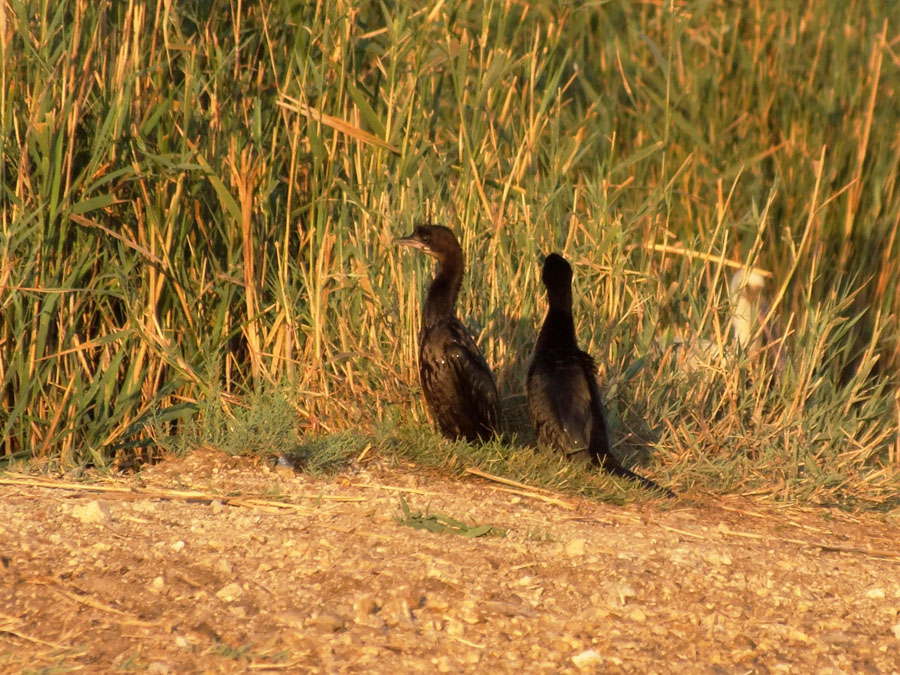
[2,448,899,674]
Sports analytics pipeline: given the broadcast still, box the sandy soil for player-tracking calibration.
[2,448,899,673]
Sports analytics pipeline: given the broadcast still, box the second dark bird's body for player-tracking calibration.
[528,254,672,495]
[396,225,500,442]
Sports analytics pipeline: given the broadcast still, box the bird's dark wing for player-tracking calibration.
[527,353,593,458]
[419,319,500,442]
[578,350,612,460]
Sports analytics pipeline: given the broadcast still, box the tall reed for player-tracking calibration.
[2,1,898,500]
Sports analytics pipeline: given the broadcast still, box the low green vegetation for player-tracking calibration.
[2,1,898,505]
[395,495,506,537]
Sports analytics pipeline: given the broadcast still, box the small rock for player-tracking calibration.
[572,649,604,669]
[626,607,647,623]
[821,631,852,645]
[355,613,388,632]
[446,619,465,637]
[892,623,900,640]
[353,594,378,617]
[147,662,169,675]
[150,576,165,593]
[423,618,442,632]
[403,587,426,610]
[425,595,449,611]
[706,551,732,566]
[565,539,586,557]
[215,582,244,602]
[459,599,481,624]
[72,501,110,524]
[607,582,637,607]
[215,559,234,576]
[314,612,345,632]
[866,588,886,600]
[174,636,191,650]
[787,628,808,642]
[170,540,185,553]
[560,634,583,650]
[381,597,414,628]
[275,610,305,629]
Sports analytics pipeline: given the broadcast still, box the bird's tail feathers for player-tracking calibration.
[600,458,676,498]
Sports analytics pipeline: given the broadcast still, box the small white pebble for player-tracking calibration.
[572,649,604,669]
[787,628,808,643]
[170,540,185,552]
[607,582,637,607]
[706,551,732,566]
[565,539,586,557]
[215,559,234,576]
[446,619,464,637]
[72,501,110,524]
[216,582,243,602]
[626,607,647,623]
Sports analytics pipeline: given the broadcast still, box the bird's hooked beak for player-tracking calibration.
[394,232,435,257]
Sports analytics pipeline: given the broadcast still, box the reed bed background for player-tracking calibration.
[2,0,899,504]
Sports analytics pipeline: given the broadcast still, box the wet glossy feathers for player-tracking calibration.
[527,253,672,494]
[396,225,500,443]
[418,318,500,441]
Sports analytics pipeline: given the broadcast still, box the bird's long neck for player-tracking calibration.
[536,286,577,349]
[423,252,464,327]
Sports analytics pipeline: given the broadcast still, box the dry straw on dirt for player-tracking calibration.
[2,449,899,672]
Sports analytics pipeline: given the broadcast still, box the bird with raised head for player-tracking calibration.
[395,224,500,443]
[527,253,673,495]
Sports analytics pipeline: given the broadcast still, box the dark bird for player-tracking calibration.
[395,224,500,442]
[527,253,673,495]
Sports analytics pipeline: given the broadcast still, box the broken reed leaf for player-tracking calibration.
[461,524,501,538]
[399,495,412,520]
[394,498,504,537]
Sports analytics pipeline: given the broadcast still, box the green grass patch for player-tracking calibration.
[395,496,506,538]
[382,424,642,504]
